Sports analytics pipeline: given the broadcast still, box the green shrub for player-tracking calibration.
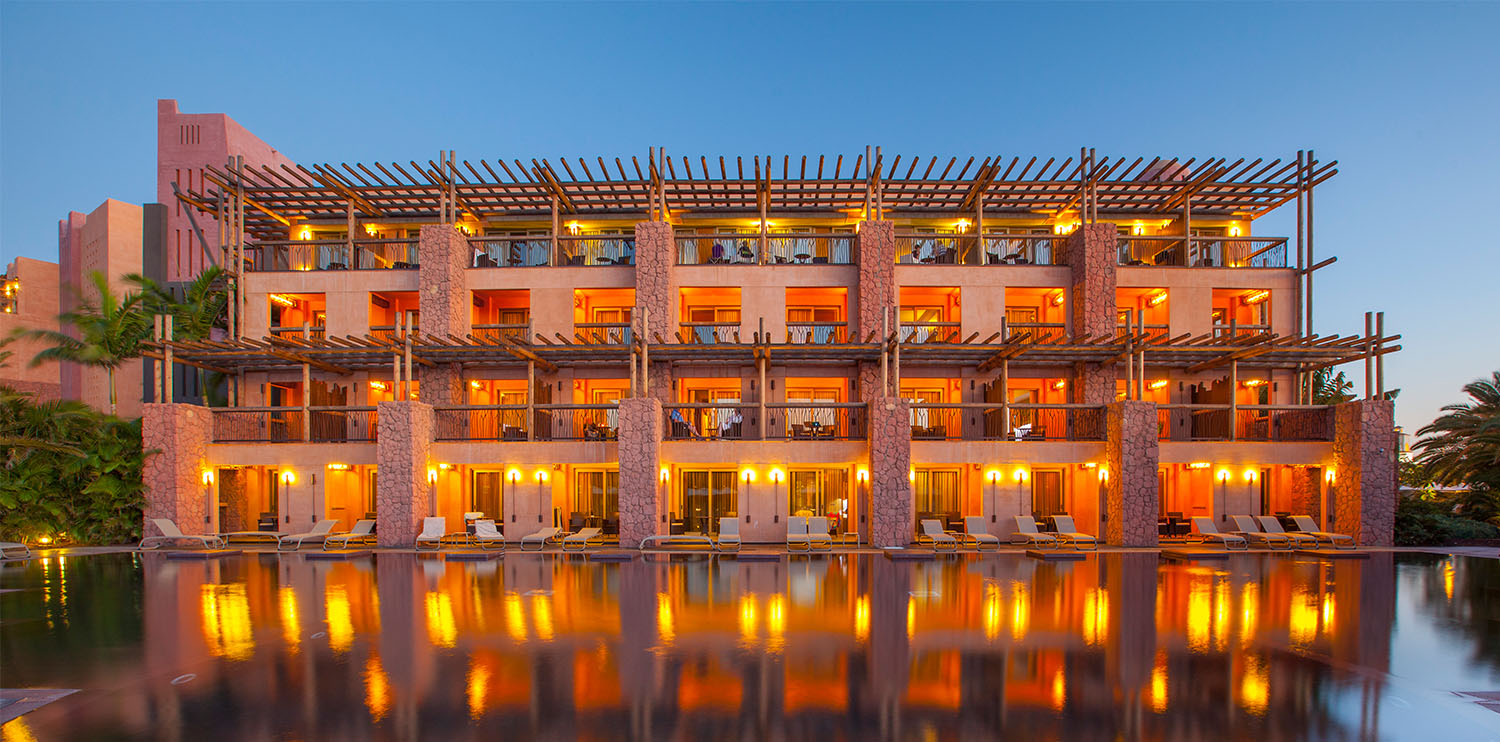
[1395,495,1500,545]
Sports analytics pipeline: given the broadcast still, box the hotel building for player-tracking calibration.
[142,144,1398,547]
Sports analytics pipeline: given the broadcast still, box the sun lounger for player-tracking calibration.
[1189,517,1249,550]
[638,533,716,550]
[140,518,226,550]
[1291,516,1356,549]
[277,519,339,551]
[1254,516,1319,548]
[323,519,377,550]
[520,527,562,551]
[219,529,283,544]
[919,519,959,551]
[0,541,31,559]
[563,527,604,551]
[786,516,811,551]
[1228,515,1293,550]
[1011,515,1060,548]
[717,517,742,552]
[806,517,834,551]
[964,516,1000,549]
[1050,516,1099,550]
[414,517,448,550]
[472,519,506,550]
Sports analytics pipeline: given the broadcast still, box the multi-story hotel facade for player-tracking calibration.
[142,144,1398,548]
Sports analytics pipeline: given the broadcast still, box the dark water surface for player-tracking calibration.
[2,551,1498,741]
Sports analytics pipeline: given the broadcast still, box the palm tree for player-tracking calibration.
[1312,368,1356,405]
[127,266,229,405]
[1413,371,1500,523]
[15,271,151,416]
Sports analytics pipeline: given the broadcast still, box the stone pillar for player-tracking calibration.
[1105,400,1159,547]
[418,224,470,405]
[1062,224,1117,404]
[142,403,214,535]
[1287,466,1322,520]
[218,468,249,532]
[634,222,675,403]
[375,401,434,547]
[868,397,913,547]
[1333,399,1396,546]
[856,221,895,403]
[617,397,665,547]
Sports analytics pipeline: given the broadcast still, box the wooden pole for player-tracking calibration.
[301,361,311,441]
[1138,311,1146,400]
[758,181,768,265]
[153,315,163,403]
[758,319,767,439]
[893,302,902,394]
[1306,150,1315,337]
[1364,311,1373,400]
[880,309,889,398]
[164,314,174,403]
[999,359,1009,437]
[1125,309,1134,399]
[1376,312,1385,399]
[527,359,535,442]
[403,315,413,401]
[550,194,560,267]
[1295,151,1305,336]
[874,146,883,220]
[1229,359,1238,441]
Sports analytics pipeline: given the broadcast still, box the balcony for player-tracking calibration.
[244,239,419,272]
[576,322,632,344]
[269,325,325,341]
[768,403,865,440]
[211,406,377,443]
[473,323,530,342]
[434,404,618,441]
[765,234,855,264]
[896,234,1061,266]
[786,321,847,344]
[1117,236,1288,268]
[677,234,758,265]
[899,322,961,343]
[558,235,635,266]
[1157,405,1333,442]
[980,234,1059,265]
[1004,322,1067,342]
[910,404,1107,441]
[470,236,550,268]
[665,403,754,440]
[369,324,418,342]
[1212,322,1272,339]
[680,321,740,344]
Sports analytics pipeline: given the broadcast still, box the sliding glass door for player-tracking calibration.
[680,470,738,535]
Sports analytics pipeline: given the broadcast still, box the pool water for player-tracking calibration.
[2,552,1497,741]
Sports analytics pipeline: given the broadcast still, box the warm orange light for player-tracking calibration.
[1098,468,1110,482]
[1146,290,1169,307]
[1242,379,1267,388]
[1216,469,1231,482]
[427,468,438,484]
[769,468,784,484]
[856,467,869,483]
[280,470,296,485]
[1187,462,1211,470]
[534,469,549,484]
[985,469,1002,484]
[1325,468,1336,483]
[369,381,388,391]
[1243,468,1257,482]
[327,463,350,471]
[297,227,312,241]
[908,469,916,483]
[201,470,215,486]
[269,293,297,308]
[659,467,670,483]
[955,219,971,232]
[1050,291,1066,306]
[469,380,482,389]
[506,468,522,483]
[1013,468,1029,483]
[1149,379,1169,390]
[1052,379,1067,390]
[741,468,756,483]
[1229,223,1243,237]
[1243,289,1270,305]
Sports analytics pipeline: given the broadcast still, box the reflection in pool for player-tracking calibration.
[2,552,1498,740]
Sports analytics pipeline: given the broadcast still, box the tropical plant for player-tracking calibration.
[1312,367,1356,405]
[127,266,230,405]
[14,271,152,416]
[1413,370,1500,524]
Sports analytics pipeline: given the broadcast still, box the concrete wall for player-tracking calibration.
[0,256,62,398]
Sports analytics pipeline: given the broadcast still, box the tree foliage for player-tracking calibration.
[1312,368,1356,405]
[12,271,152,415]
[1412,370,1500,524]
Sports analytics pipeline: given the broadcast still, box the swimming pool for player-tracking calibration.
[2,551,1497,740]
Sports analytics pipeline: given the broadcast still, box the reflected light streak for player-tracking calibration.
[1149,650,1169,713]
[1186,580,1211,652]
[1050,669,1066,711]
[1443,559,1455,602]
[1081,588,1109,647]
[1239,582,1259,648]
[533,594,555,642]
[982,584,1001,641]
[739,595,758,645]
[1010,582,1030,641]
[364,655,390,721]
[467,659,491,719]
[906,595,916,640]
[1321,593,1336,634]
[767,594,786,653]
[657,593,675,645]
[1,718,38,742]
[425,592,457,648]
[1239,654,1269,716]
[279,586,300,653]
[504,592,527,642]
[1289,587,1318,646]
[1213,579,1230,651]
[200,584,254,661]
[326,585,354,653]
[854,596,870,643]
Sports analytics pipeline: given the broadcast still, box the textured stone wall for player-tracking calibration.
[1105,401,1160,547]
[617,397,664,547]
[1333,399,1396,546]
[420,363,464,406]
[646,362,674,405]
[868,397,913,547]
[633,221,674,340]
[1072,361,1114,406]
[218,468,249,532]
[856,221,895,342]
[375,401,434,547]
[417,225,470,340]
[1288,467,1322,520]
[142,403,213,535]
[857,362,883,404]
[1064,224,1118,404]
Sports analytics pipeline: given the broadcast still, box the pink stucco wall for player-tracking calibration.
[0,257,62,398]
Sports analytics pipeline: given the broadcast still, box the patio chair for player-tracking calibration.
[807,517,834,551]
[472,519,506,551]
[1254,516,1319,548]
[1290,516,1356,549]
[563,527,604,551]
[964,516,1000,550]
[140,518,226,550]
[520,526,562,551]
[413,517,449,550]
[1228,515,1293,550]
[1189,517,1249,551]
[919,519,959,551]
[277,520,339,551]
[1010,515,1060,548]
[1050,516,1099,550]
[323,519,377,550]
[218,527,284,544]
[0,541,31,559]
[786,516,811,551]
[717,517,742,552]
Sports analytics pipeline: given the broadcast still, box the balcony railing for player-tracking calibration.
[576,322,632,344]
[244,239,419,272]
[1004,322,1067,342]
[981,235,1060,265]
[665,403,756,440]
[434,404,620,441]
[681,322,740,344]
[786,321,847,344]
[766,403,866,440]
[270,325,326,341]
[765,235,855,265]
[1117,236,1288,268]
[369,325,419,342]
[899,322,961,343]
[436,405,529,441]
[1157,404,1333,442]
[896,234,1061,266]
[473,323,530,343]
[558,235,635,266]
[676,235,759,265]
[470,237,551,267]
[1212,322,1272,339]
[897,235,963,264]
[910,403,1106,441]
[211,406,376,443]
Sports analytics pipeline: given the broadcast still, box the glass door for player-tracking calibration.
[913,469,961,533]
[571,470,619,532]
[1032,469,1064,521]
[680,470,737,535]
[789,469,851,535]
[471,470,505,525]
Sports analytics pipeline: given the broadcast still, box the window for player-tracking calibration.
[472,470,505,521]
[788,469,851,533]
[573,470,619,519]
[679,470,738,535]
[914,469,961,518]
[1032,469,1065,519]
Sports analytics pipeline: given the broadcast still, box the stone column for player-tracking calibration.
[417,224,470,405]
[868,397,913,547]
[142,403,214,535]
[617,397,665,547]
[856,221,895,402]
[1105,400,1159,547]
[1062,223,1117,404]
[634,221,675,403]
[375,401,434,547]
[1287,466,1322,520]
[1333,399,1396,546]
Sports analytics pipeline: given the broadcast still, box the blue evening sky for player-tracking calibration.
[2,2,1497,433]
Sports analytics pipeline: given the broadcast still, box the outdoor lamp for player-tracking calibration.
[1013,468,1029,483]
[769,468,784,485]
[507,468,521,484]
[1099,468,1110,482]
[1243,468,1257,482]
[856,467,869,483]
[741,468,756,484]
[985,469,1002,485]
[1217,469,1231,483]
[427,467,438,485]
[534,469,549,484]
[280,470,296,486]
[909,468,916,483]
[659,467,670,483]
[201,470,214,486]
[1325,469,1336,484]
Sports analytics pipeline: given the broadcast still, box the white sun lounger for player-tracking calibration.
[1011,516,1060,548]
[140,518,226,550]
[414,517,448,550]
[323,519,377,550]
[1228,515,1293,550]
[1,541,31,559]
[472,519,506,550]
[806,516,834,551]
[1291,516,1356,549]
[278,520,339,551]
[964,516,1000,550]
[1050,516,1099,550]
[219,529,283,544]
[717,517,742,552]
[563,527,604,551]
[1254,516,1319,548]
[919,519,960,551]
[520,527,562,551]
[786,516,811,551]
[1190,517,1249,550]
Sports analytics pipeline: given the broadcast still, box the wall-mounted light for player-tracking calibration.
[438,463,451,471]
[909,468,916,483]
[269,293,297,308]
[534,469,549,484]
[1325,469,1336,484]
[1243,289,1270,305]
[1229,223,1242,237]
[327,463,350,471]
[659,467,670,483]
[507,468,522,484]
[364,223,379,237]
[1146,291,1169,308]
[1243,468,1257,482]
[470,380,483,389]
[1082,462,1097,469]
[427,468,438,484]
[1149,380,1169,390]
[369,381,388,392]
[1242,379,1267,388]
[956,219,971,232]
[1099,468,1110,482]
[985,469,1002,484]
[1053,379,1067,390]
[280,470,296,485]
[566,221,581,235]
[856,467,869,483]
[1187,462,1211,470]
[741,468,756,484]
[1216,469,1231,483]
[1131,222,1145,236]
[769,468,785,485]
[297,227,312,241]
[201,470,215,486]
[1014,468,1029,483]
[1050,291,1066,307]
